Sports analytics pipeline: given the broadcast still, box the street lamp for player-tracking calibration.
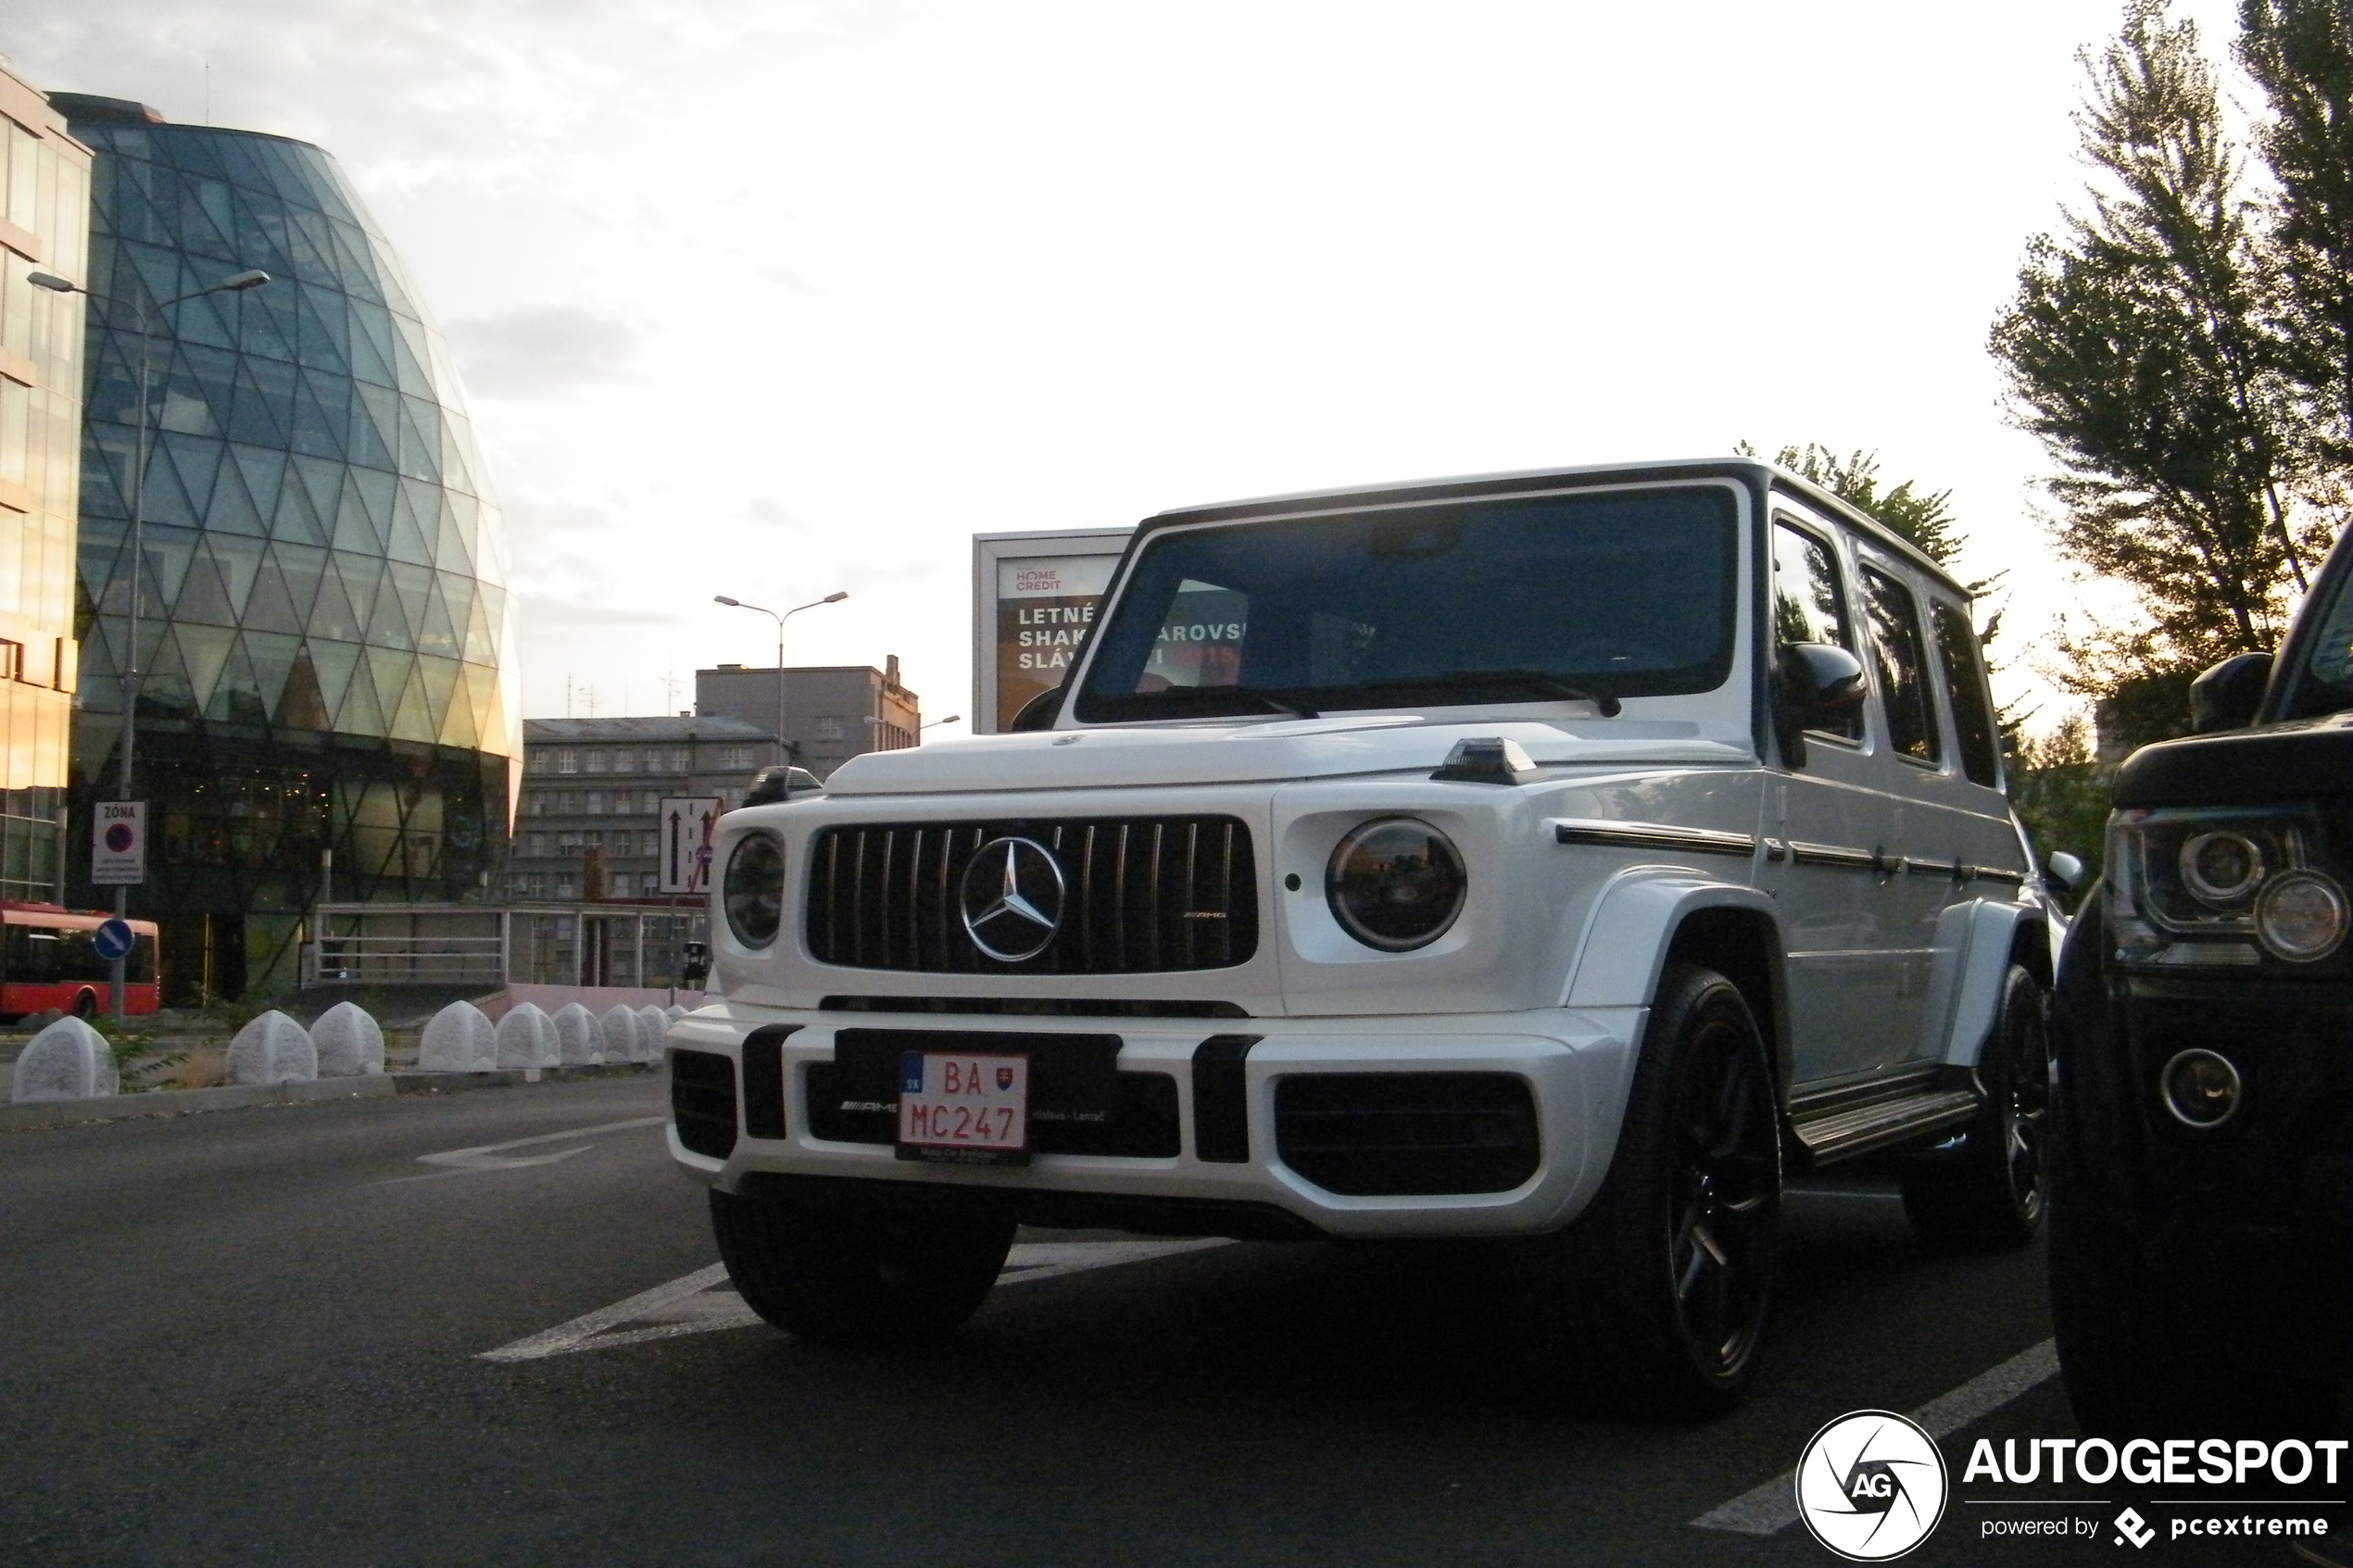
[712,590,847,766]
[31,266,272,1018]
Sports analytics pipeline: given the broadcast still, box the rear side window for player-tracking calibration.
[1770,520,1862,742]
[1930,599,2001,787]
[1860,565,1941,765]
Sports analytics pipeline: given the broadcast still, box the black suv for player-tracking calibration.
[2048,527,2353,1436]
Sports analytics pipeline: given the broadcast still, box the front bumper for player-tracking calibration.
[662,1000,1646,1239]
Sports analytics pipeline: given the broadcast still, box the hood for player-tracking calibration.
[2112,708,2353,809]
[821,715,1754,795]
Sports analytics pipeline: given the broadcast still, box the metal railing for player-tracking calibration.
[300,902,708,990]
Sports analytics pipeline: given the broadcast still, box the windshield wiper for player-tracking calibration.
[1428,669,1622,716]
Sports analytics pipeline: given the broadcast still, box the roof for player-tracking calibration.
[1141,456,1961,596]
[523,715,774,742]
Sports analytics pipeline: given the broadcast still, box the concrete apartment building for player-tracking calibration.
[508,715,781,901]
[695,657,920,779]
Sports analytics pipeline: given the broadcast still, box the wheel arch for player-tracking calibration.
[1930,898,2049,1070]
[1562,872,1790,1098]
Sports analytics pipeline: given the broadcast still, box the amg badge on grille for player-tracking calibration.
[959,836,1067,961]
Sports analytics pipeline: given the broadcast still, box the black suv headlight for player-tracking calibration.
[1326,818,1467,951]
[723,832,786,949]
[2106,806,2347,966]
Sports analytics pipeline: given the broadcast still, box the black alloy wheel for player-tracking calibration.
[1902,965,2049,1250]
[1515,964,1780,1416]
[1666,1000,1782,1377]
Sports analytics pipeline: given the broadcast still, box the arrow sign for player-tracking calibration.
[659,797,722,894]
[93,918,135,963]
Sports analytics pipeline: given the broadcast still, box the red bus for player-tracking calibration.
[1,904,161,1021]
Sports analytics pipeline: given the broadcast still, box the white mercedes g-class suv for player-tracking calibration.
[667,457,2051,1412]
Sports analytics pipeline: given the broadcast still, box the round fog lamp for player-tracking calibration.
[2179,830,2265,903]
[2254,871,2347,962]
[1326,817,1467,951]
[723,832,786,948]
[2160,1048,2242,1129]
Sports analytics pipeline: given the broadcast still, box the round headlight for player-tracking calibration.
[1326,818,1467,951]
[2179,829,2265,903]
[723,833,786,948]
[2254,870,2347,962]
[2160,1048,2242,1129]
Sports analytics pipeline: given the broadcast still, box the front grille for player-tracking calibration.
[1275,1073,1540,1196]
[805,817,1257,974]
[670,1048,738,1159]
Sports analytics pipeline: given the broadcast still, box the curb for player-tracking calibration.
[0,1061,661,1132]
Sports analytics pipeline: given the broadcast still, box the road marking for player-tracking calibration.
[373,1115,670,1185]
[478,1237,1231,1362]
[1691,1338,2061,1536]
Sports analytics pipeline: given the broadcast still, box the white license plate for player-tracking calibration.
[897,1050,1028,1164]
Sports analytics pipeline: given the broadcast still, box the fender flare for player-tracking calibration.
[1926,897,2045,1070]
[1561,869,1788,1085]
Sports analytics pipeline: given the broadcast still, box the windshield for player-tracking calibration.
[1073,485,1739,722]
[2280,548,2353,718]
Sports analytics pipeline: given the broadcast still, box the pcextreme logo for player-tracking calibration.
[1795,1410,1951,1561]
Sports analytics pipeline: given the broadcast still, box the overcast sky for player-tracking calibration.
[5,0,2254,732]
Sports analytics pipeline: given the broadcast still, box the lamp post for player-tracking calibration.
[31,266,272,1019]
[713,590,846,768]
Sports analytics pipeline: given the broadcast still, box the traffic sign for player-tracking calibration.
[92,801,145,886]
[93,918,135,962]
[659,797,724,894]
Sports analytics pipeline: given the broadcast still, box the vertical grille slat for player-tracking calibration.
[804,815,1256,974]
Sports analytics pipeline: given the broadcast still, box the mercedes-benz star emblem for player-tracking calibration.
[960,836,1067,962]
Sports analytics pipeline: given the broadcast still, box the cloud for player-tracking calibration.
[446,306,648,400]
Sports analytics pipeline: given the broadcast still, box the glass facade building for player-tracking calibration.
[54,94,519,1000]
[0,69,92,904]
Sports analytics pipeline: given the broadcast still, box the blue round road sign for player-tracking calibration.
[93,918,134,962]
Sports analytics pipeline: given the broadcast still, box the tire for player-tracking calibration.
[1515,964,1781,1417]
[1901,963,2047,1252]
[710,1182,1015,1346]
[70,989,97,1020]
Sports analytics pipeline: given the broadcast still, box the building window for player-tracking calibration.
[558,831,584,850]
[720,786,746,809]
[525,832,548,857]
[585,791,605,815]
[555,875,578,899]
[666,746,692,771]
[814,716,844,741]
[507,872,530,897]
[639,830,660,856]
[556,749,579,774]
[715,745,753,771]
[583,831,604,849]
[639,872,659,895]
[612,748,636,774]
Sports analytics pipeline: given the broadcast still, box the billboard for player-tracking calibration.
[972,529,1132,733]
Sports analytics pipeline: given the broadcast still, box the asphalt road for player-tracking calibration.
[2,1077,2340,1567]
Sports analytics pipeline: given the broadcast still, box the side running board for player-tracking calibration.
[1789,1088,1980,1164]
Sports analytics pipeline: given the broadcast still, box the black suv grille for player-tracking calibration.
[805,817,1257,974]
[1275,1073,1540,1196]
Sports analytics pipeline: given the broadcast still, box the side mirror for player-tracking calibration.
[2045,851,2085,893]
[1008,685,1065,732]
[1773,643,1869,764]
[2188,651,2272,733]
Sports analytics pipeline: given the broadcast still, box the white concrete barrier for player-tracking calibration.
[663,1004,687,1022]
[310,1001,385,1077]
[10,1017,118,1102]
[635,1007,670,1064]
[420,1000,497,1073]
[552,1003,601,1067]
[226,1010,319,1085]
[598,1005,639,1066]
[494,1002,560,1070]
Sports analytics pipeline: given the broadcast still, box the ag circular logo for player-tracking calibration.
[959,836,1066,962]
[1793,1410,1947,1561]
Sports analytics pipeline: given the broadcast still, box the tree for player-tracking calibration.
[1989,0,2332,703]
[1739,442,1967,566]
[2236,0,2353,467]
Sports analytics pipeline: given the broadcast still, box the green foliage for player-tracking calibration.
[107,1034,191,1094]
[1991,0,2347,710]
[1738,441,1966,566]
[2237,0,2353,467]
[2007,716,2114,905]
